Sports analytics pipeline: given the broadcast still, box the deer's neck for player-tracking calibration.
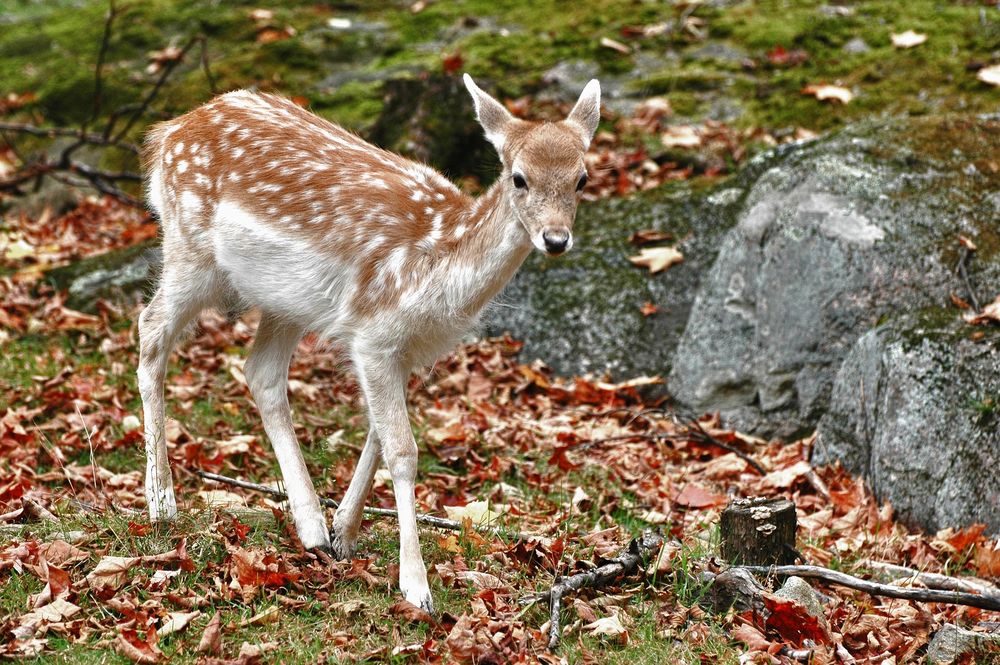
[440,181,532,318]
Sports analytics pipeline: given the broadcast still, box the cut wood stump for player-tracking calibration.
[720,497,796,566]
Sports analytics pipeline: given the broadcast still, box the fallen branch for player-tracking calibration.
[861,560,1000,596]
[740,564,1000,612]
[521,529,663,650]
[193,469,537,543]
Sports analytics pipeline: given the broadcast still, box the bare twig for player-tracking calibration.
[740,564,1000,612]
[193,469,538,543]
[0,122,139,154]
[86,0,119,132]
[684,419,767,475]
[956,245,980,312]
[111,35,204,144]
[520,530,663,650]
[199,36,218,95]
[860,560,1000,596]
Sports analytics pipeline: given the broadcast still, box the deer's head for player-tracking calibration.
[464,74,600,256]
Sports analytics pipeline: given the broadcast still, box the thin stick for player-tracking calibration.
[740,564,1000,612]
[521,530,663,651]
[685,419,767,475]
[957,246,980,312]
[860,560,999,596]
[111,35,202,144]
[193,469,537,542]
[0,122,139,154]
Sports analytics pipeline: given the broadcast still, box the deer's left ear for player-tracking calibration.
[566,79,601,149]
[464,74,515,154]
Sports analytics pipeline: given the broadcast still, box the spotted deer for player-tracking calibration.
[138,74,600,611]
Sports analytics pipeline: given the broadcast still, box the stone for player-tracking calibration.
[926,623,1000,664]
[773,576,829,635]
[842,37,870,54]
[45,240,160,312]
[485,178,748,380]
[814,311,1000,534]
[668,116,1000,439]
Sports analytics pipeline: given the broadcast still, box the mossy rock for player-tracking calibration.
[815,309,1000,534]
[669,115,1000,440]
[45,240,160,312]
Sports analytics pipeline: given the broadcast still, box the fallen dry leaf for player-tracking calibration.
[86,555,140,593]
[801,84,854,104]
[660,125,702,149]
[977,64,1000,87]
[389,599,436,626]
[584,611,630,645]
[158,610,200,638]
[600,36,631,54]
[963,294,1000,325]
[891,30,927,48]
[628,246,684,274]
[197,611,223,654]
[443,500,507,525]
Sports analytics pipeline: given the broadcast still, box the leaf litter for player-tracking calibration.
[0,157,998,664]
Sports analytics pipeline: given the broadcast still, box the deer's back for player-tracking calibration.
[143,91,478,350]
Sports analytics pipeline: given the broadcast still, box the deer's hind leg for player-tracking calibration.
[139,268,219,522]
[244,313,331,551]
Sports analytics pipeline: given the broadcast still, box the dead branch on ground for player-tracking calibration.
[193,469,538,543]
[740,563,1000,612]
[519,529,664,651]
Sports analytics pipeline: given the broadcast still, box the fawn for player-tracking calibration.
[138,74,600,611]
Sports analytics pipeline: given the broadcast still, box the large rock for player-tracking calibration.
[814,311,1000,533]
[668,116,1000,439]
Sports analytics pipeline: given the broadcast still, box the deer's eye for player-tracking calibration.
[512,174,527,190]
[576,174,588,192]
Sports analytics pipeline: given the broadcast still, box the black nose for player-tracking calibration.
[542,229,569,255]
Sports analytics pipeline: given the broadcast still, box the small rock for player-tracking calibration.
[121,415,141,433]
[774,576,829,634]
[926,623,1000,664]
[842,37,870,54]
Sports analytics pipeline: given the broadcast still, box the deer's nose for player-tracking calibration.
[542,229,570,255]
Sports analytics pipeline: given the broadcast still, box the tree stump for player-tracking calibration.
[720,497,797,566]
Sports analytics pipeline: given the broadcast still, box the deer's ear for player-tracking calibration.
[464,74,515,154]
[566,79,601,149]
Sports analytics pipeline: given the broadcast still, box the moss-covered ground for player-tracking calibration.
[3,0,1000,151]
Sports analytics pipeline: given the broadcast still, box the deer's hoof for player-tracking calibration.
[329,530,357,561]
[405,589,435,615]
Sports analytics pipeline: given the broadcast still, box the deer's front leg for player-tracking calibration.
[354,352,432,613]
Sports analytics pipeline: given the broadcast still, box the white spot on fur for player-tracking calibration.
[177,160,189,174]
[180,191,202,214]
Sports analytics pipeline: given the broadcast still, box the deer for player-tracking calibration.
[138,74,600,612]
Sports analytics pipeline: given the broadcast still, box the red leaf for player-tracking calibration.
[946,523,987,553]
[763,594,829,646]
[442,52,463,74]
[548,446,581,471]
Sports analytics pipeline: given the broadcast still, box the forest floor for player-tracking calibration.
[0,197,999,664]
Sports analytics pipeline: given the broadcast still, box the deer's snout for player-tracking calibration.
[542,228,571,256]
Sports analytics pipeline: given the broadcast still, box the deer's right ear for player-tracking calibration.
[464,74,514,154]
